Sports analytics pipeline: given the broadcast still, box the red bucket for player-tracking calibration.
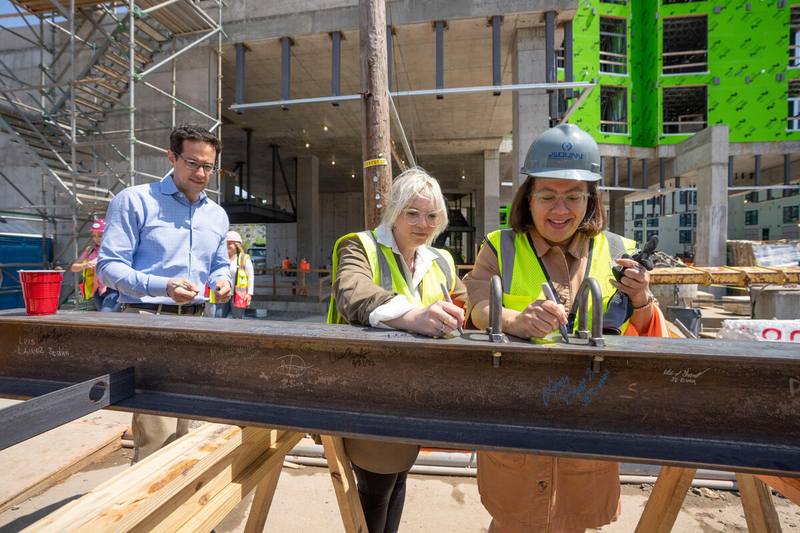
[18,270,64,316]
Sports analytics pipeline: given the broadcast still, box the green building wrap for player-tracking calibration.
[561,0,799,148]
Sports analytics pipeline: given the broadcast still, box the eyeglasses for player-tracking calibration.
[176,152,218,175]
[403,209,440,226]
[530,191,589,210]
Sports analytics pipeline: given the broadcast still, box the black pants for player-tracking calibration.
[351,463,409,533]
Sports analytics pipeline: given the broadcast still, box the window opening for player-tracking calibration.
[600,86,628,134]
[663,16,708,74]
[663,86,707,134]
[600,17,627,75]
[745,210,758,226]
[634,230,643,243]
[789,79,800,131]
[784,205,800,224]
[679,230,693,244]
[646,230,659,241]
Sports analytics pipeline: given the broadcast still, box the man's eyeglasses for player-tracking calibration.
[176,152,218,175]
[530,192,589,210]
[403,209,440,226]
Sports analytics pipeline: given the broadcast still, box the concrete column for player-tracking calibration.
[608,191,627,236]
[480,149,500,244]
[296,155,320,268]
[512,26,549,195]
[694,129,729,268]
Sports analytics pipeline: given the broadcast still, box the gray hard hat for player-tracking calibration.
[520,123,602,185]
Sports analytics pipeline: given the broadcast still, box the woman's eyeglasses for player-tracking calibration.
[176,152,218,175]
[530,192,589,210]
[403,209,440,226]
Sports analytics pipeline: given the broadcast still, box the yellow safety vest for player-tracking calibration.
[328,229,457,325]
[485,229,637,334]
[80,245,96,299]
[209,253,249,305]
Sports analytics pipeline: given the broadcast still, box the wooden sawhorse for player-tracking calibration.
[635,466,799,533]
[21,424,368,533]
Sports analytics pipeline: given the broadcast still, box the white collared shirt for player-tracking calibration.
[368,223,438,328]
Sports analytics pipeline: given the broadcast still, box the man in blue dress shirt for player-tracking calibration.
[98,124,232,461]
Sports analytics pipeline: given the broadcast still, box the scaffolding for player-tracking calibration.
[0,0,224,305]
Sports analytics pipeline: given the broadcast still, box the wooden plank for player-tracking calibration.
[22,424,244,533]
[132,428,283,533]
[320,435,368,533]
[171,431,303,533]
[736,473,783,533]
[635,466,697,533]
[756,475,800,507]
[242,461,283,533]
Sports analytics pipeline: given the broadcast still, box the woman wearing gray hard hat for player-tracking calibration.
[464,124,670,533]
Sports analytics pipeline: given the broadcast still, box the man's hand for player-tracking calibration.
[214,280,232,303]
[167,278,199,305]
[507,300,567,340]
[245,294,252,306]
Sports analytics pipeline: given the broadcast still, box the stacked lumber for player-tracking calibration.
[22,424,302,533]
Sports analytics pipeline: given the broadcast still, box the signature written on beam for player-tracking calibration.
[542,368,610,407]
[275,354,314,378]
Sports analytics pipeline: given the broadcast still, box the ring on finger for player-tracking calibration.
[439,323,447,334]
[443,316,450,326]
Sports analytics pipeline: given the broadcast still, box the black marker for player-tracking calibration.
[541,282,569,344]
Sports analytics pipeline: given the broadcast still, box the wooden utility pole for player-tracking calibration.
[359,0,392,229]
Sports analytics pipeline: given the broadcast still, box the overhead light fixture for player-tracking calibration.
[501,181,513,186]
[305,142,310,148]
[461,173,466,180]
[351,173,355,178]
[331,159,336,165]
[323,124,328,132]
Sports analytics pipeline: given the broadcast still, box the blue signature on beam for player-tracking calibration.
[542,368,610,407]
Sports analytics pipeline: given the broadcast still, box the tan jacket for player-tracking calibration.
[463,228,621,532]
[333,235,468,474]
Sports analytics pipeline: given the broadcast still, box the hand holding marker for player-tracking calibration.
[440,282,465,336]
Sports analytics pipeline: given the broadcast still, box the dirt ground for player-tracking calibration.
[1,448,797,533]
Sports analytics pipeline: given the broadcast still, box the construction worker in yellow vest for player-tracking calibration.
[463,123,671,533]
[209,231,253,319]
[327,168,468,533]
[70,219,121,312]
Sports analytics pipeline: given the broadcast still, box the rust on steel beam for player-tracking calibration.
[0,313,799,477]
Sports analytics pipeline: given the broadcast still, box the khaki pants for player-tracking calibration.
[123,306,195,463]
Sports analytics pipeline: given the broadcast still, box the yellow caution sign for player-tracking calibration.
[363,158,388,168]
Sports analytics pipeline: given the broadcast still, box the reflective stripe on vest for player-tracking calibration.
[328,229,456,325]
[485,229,636,334]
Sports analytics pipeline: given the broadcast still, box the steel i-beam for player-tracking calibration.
[0,313,798,477]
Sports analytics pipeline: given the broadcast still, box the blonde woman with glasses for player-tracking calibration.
[327,167,467,533]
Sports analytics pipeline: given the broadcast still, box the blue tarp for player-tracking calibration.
[0,220,51,310]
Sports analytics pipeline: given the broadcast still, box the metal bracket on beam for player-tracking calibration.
[0,367,135,451]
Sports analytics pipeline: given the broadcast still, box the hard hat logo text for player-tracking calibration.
[548,151,584,160]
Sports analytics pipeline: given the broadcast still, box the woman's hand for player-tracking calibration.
[386,300,465,337]
[609,258,651,309]
[506,300,567,339]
